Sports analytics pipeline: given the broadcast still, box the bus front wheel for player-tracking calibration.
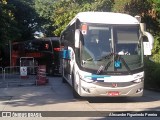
[72,72,81,98]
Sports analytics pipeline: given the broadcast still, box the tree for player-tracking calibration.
[8,0,39,41]
[0,0,19,46]
[152,36,160,63]
[34,0,56,36]
[113,0,159,33]
[112,0,131,13]
[150,0,160,63]
[53,0,113,36]
[151,0,160,34]
[0,0,19,66]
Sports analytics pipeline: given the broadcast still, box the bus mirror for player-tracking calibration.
[143,41,151,55]
[142,32,154,56]
[75,29,80,48]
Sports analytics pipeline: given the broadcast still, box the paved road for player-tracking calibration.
[0,76,160,120]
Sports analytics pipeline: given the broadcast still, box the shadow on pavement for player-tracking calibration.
[0,76,160,108]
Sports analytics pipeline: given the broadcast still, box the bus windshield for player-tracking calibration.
[81,24,143,73]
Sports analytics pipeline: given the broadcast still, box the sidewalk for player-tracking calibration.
[0,77,98,120]
[0,76,85,111]
[0,77,160,120]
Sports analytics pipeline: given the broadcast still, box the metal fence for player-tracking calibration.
[0,66,39,88]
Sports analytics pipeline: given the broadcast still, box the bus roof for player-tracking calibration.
[69,12,139,25]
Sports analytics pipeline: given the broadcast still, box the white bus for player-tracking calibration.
[60,12,154,98]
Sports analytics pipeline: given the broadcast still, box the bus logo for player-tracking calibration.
[112,83,117,87]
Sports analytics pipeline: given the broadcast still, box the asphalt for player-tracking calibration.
[0,76,102,120]
[0,76,160,120]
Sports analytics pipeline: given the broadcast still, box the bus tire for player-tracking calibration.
[72,72,81,99]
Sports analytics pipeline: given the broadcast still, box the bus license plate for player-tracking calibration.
[107,91,119,96]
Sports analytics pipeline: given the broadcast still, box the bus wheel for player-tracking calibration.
[72,72,81,98]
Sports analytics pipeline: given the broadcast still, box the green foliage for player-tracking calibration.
[144,35,160,89]
[53,0,113,36]
[0,0,19,47]
[152,0,160,12]
[151,66,160,86]
[113,0,152,16]
[53,0,78,36]
[124,0,152,16]
[112,0,131,13]
[8,0,39,41]
[152,36,160,63]
[150,0,160,34]
[34,0,54,19]
[144,58,160,88]
[34,0,56,36]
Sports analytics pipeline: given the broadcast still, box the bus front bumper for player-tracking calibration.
[80,81,144,97]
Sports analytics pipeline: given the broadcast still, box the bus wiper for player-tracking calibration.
[104,59,113,71]
[96,65,105,74]
[96,53,113,74]
[97,53,113,61]
[97,59,113,74]
[118,55,131,74]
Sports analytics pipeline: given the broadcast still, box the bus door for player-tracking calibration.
[62,46,72,83]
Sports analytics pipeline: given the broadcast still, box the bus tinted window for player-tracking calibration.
[24,41,52,52]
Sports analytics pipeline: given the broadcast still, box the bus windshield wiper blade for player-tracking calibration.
[104,59,113,71]
[97,53,113,61]
[96,53,113,72]
[96,65,105,74]
[119,56,131,74]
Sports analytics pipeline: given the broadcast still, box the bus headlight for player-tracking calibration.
[83,78,94,83]
[133,77,144,83]
[80,75,94,83]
